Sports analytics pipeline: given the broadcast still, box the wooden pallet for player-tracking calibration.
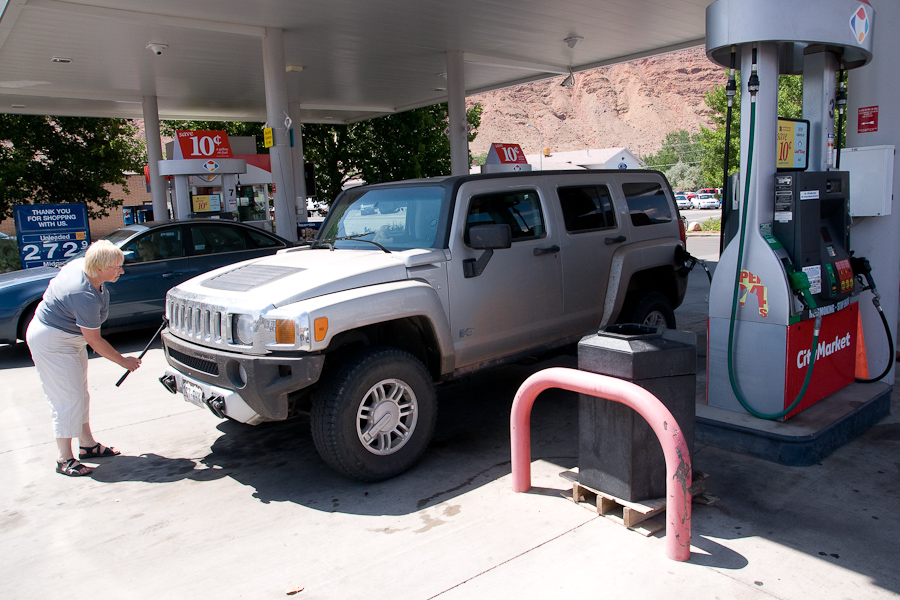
[560,470,708,537]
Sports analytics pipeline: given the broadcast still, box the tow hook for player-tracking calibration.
[206,396,227,419]
[159,374,178,394]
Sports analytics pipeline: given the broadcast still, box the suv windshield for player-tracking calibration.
[317,185,449,251]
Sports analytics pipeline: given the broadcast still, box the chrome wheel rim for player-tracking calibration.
[356,378,419,455]
[643,310,668,327]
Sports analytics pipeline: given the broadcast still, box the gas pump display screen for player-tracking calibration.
[777,118,810,171]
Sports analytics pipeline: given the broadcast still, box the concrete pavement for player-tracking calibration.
[1,238,898,599]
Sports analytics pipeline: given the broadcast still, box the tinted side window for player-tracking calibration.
[558,185,617,233]
[622,182,673,227]
[465,190,544,244]
[121,228,182,262]
[190,224,247,255]
[246,228,283,249]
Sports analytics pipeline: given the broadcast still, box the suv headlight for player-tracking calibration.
[228,311,311,351]
[233,314,255,345]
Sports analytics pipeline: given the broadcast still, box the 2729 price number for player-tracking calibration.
[21,240,86,264]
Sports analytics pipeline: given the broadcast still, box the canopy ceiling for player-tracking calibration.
[0,0,711,124]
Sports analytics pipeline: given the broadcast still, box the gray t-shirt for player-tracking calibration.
[36,258,110,335]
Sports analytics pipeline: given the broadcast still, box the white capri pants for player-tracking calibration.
[26,318,91,439]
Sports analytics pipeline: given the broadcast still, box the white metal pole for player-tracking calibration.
[263,27,299,242]
[142,96,169,222]
[446,50,469,175]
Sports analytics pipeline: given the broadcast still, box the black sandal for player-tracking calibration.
[56,458,93,477]
[79,443,120,458]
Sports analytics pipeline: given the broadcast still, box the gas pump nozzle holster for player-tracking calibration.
[850,254,878,298]
[787,269,818,312]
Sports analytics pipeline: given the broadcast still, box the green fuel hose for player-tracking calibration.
[725,71,822,420]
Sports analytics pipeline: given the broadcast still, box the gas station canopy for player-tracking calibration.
[0,0,712,124]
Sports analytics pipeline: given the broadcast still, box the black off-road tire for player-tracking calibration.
[310,346,437,482]
[623,291,676,329]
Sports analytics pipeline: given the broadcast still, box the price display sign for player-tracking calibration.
[192,194,222,213]
[776,118,809,171]
[174,130,234,159]
[13,203,91,269]
[485,142,528,164]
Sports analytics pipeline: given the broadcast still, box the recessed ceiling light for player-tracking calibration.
[51,57,72,63]
[285,65,304,73]
[433,87,446,92]
[563,36,583,48]
[11,104,25,108]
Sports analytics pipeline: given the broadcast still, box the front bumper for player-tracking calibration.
[161,330,325,421]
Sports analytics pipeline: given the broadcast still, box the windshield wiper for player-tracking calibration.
[311,231,390,253]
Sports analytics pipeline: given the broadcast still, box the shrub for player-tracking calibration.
[701,216,721,232]
[0,239,22,273]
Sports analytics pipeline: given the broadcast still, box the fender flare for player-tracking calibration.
[600,239,683,326]
[297,279,456,375]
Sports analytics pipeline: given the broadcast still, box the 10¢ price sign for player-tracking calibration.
[174,130,234,159]
[13,203,91,269]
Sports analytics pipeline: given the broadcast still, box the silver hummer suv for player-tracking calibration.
[160,170,689,481]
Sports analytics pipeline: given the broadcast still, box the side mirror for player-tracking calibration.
[122,250,137,264]
[464,224,511,278]
[469,224,512,250]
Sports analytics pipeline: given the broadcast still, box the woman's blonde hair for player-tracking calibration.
[83,239,124,277]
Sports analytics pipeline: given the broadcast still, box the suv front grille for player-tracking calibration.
[167,348,219,376]
[167,296,226,345]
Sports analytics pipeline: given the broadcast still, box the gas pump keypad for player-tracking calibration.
[835,259,854,293]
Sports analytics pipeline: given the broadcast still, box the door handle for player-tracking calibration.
[605,235,626,245]
[161,271,185,279]
[533,245,560,256]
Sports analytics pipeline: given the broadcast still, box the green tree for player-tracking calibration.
[304,103,483,202]
[699,73,808,187]
[666,161,703,192]
[0,116,146,221]
[643,130,703,171]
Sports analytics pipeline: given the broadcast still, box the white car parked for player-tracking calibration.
[696,194,720,209]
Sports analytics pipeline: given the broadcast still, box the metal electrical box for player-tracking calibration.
[840,145,895,217]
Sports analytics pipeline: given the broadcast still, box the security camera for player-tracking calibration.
[147,43,168,56]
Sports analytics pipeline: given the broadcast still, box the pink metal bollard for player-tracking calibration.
[510,367,692,561]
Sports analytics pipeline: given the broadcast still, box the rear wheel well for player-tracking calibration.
[623,266,679,309]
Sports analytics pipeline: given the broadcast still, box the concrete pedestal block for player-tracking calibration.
[578,325,696,502]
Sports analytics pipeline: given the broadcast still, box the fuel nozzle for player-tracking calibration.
[788,269,817,312]
[850,254,879,298]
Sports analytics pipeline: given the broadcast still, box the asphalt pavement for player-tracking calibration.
[1,234,898,599]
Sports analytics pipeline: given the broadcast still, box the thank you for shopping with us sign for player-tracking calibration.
[13,203,91,269]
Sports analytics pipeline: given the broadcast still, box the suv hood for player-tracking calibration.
[171,247,447,308]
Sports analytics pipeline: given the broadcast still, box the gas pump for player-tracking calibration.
[705,0,890,421]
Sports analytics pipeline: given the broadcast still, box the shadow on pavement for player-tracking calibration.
[88,452,232,484]
[174,355,582,515]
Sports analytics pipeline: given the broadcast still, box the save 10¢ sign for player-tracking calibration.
[174,130,234,159]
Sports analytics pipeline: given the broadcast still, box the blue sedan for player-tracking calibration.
[0,220,291,344]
